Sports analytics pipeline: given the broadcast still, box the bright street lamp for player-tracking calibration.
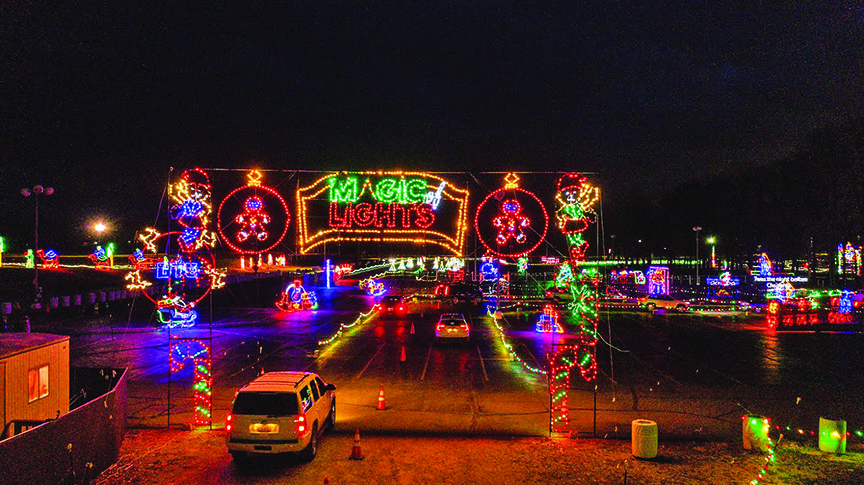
[21,184,54,305]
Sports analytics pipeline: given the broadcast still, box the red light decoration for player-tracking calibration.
[549,337,597,433]
[474,173,548,258]
[36,249,59,269]
[170,338,212,426]
[217,170,290,255]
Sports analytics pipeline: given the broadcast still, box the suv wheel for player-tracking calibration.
[326,400,336,431]
[301,424,318,462]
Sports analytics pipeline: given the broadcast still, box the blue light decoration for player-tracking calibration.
[325,259,331,288]
[155,258,202,280]
[755,252,774,276]
[479,258,501,281]
[276,279,318,311]
[838,291,853,314]
[706,271,740,287]
[645,266,670,296]
[535,304,563,333]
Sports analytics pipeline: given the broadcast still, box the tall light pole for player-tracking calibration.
[706,236,717,269]
[21,184,54,305]
[692,226,702,285]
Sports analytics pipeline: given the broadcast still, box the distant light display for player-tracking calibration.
[646,266,670,296]
[360,277,386,296]
[276,279,318,311]
[217,170,290,255]
[36,249,59,269]
[168,168,217,252]
[757,253,774,276]
[474,173,548,258]
[837,242,862,276]
[517,257,528,275]
[297,171,469,255]
[706,271,740,287]
[24,249,34,268]
[535,304,563,333]
[88,244,114,269]
[480,258,502,280]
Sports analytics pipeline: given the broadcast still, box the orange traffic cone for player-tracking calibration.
[376,387,386,410]
[410,322,415,334]
[349,429,364,460]
[400,346,407,362]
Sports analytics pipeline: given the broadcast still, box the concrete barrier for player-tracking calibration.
[98,292,106,303]
[61,296,71,307]
[1,302,11,315]
[50,297,59,309]
[88,293,96,304]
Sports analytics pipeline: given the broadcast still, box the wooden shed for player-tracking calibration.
[0,333,69,438]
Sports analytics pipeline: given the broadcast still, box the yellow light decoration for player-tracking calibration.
[138,228,161,253]
[124,270,152,291]
[297,171,470,255]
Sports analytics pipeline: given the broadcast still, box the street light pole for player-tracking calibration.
[21,184,53,306]
[692,226,702,286]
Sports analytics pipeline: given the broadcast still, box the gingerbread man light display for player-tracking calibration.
[235,195,271,242]
[493,199,530,245]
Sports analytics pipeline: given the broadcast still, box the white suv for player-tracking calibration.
[226,371,335,463]
[435,313,470,342]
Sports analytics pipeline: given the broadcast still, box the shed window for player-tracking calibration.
[28,365,49,402]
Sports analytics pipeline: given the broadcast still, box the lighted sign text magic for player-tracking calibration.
[297,171,469,255]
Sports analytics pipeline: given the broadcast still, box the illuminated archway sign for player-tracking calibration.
[474,173,548,258]
[297,171,470,255]
[217,170,291,255]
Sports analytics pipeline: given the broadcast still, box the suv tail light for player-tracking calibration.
[460,323,468,330]
[436,324,444,331]
[226,414,232,432]
[294,414,307,435]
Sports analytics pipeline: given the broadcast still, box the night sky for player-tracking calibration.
[2,3,863,251]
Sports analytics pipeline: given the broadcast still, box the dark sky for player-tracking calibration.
[2,2,863,249]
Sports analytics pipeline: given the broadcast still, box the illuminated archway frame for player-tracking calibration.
[296,171,470,255]
[216,170,291,255]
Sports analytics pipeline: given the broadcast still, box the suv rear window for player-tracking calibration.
[232,392,299,416]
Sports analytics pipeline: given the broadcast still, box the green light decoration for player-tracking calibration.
[24,249,35,268]
[0,236,4,266]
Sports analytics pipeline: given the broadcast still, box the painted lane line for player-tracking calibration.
[476,345,489,382]
[355,343,385,380]
[420,345,432,381]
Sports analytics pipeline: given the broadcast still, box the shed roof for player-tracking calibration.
[0,333,69,360]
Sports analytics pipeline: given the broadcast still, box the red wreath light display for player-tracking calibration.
[474,173,548,258]
[217,170,290,255]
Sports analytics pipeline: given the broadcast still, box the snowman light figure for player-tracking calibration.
[235,196,271,242]
[493,199,530,245]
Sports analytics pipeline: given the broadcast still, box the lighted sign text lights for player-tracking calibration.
[297,171,469,255]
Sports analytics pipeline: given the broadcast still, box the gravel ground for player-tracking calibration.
[94,428,864,484]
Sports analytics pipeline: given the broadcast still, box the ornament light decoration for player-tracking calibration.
[217,170,290,255]
[474,173,548,258]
